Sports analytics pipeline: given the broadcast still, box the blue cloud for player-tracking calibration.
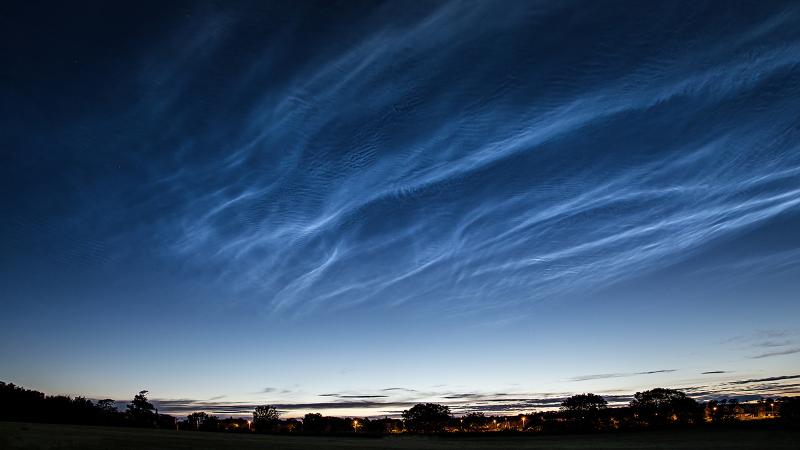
[118,1,800,316]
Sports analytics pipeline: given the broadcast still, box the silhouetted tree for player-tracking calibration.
[201,414,220,431]
[253,405,280,432]
[127,390,157,427]
[303,412,325,433]
[188,412,209,430]
[560,393,607,431]
[630,388,702,426]
[402,403,451,433]
[96,399,117,413]
[94,398,122,425]
[561,393,607,414]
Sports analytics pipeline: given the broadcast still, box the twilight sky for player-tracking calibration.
[1,0,799,418]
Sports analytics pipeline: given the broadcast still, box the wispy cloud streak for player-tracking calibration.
[9,2,800,317]
[569,370,677,382]
[117,1,800,315]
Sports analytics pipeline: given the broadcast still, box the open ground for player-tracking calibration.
[1,422,799,450]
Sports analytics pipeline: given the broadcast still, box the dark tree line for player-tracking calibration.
[396,389,800,434]
[0,382,175,428]
[2,381,798,436]
[300,413,402,435]
[549,388,705,432]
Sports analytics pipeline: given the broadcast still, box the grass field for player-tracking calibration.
[1,422,798,450]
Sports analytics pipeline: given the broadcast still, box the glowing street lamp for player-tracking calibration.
[353,420,359,432]
[520,416,526,430]
[247,420,252,431]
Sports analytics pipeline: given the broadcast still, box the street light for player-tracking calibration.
[353,420,359,432]
[520,416,526,431]
[247,420,251,431]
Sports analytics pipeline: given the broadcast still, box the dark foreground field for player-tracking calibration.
[1,422,798,450]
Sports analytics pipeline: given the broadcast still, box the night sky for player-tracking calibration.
[2,1,800,417]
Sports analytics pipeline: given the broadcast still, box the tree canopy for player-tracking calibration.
[560,393,608,430]
[253,405,280,432]
[126,390,157,427]
[402,403,451,433]
[630,388,701,426]
[561,393,608,413]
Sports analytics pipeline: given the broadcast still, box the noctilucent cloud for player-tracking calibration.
[2,1,799,417]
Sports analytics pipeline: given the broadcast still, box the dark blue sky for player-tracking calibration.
[2,0,799,417]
